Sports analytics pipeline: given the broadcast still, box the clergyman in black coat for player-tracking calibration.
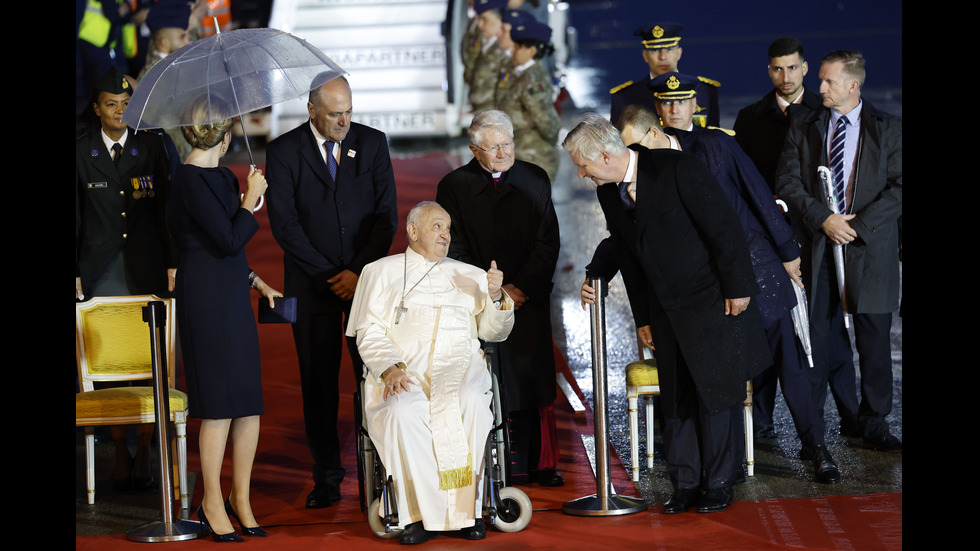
[436,110,563,486]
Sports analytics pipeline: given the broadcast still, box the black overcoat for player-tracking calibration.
[733,87,823,192]
[599,147,771,415]
[775,102,902,314]
[436,158,560,411]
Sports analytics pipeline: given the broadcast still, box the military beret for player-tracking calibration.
[474,0,508,14]
[93,66,133,96]
[145,0,192,33]
[503,8,534,27]
[511,19,551,44]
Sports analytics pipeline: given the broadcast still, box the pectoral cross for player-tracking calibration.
[394,300,408,324]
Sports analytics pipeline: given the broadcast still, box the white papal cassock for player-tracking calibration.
[346,246,515,531]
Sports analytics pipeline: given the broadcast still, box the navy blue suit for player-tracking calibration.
[668,126,823,449]
[266,121,398,489]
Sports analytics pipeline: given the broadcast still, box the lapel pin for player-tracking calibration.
[348,149,357,158]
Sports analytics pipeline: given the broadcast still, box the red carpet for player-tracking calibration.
[76,156,902,549]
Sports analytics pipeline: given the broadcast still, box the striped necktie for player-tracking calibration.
[829,117,847,214]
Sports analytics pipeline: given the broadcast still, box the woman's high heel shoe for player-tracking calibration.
[225,498,268,537]
[197,505,244,542]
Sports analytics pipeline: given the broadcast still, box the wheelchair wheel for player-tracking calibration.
[368,498,401,539]
[493,487,532,533]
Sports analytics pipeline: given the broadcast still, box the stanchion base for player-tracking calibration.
[562,494,648,517]
[126,519,209,542]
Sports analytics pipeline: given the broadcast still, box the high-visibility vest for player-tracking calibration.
[199,0,232,37]
[78,0,111,47]
[121,0,139,59]
[78,0,135,57]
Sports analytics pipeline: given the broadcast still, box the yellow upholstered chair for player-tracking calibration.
[75,295,190,508]
[624,337,756,481]
[625,339,659,482]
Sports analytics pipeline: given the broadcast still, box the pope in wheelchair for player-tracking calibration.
[347,201,528,544]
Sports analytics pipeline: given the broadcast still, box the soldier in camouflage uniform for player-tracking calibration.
[461,2,482,85]
[494,18,560,181]
[487,8,533,88]
[468,0,511,113]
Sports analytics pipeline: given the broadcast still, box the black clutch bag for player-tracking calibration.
[258,296,297,323]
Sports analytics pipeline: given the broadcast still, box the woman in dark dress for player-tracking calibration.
[172,99,280,542]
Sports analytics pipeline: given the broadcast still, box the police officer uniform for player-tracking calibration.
[609,22,720,128]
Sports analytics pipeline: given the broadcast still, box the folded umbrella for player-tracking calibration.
[817,165,850,329]
[790,284,813,367]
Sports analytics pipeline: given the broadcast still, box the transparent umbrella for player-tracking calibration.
[122,26,345,165]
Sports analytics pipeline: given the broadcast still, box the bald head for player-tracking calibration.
[308,77,353,142]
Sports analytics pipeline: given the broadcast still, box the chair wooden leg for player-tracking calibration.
[85,427,96,504]
[176,414,189,510]
[628,393,640,482]
[744,382,754,477]
[645,397,655,469]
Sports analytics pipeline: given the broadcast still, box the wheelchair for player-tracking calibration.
[354,348,533,539]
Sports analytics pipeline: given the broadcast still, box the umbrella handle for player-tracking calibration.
[241,194,265,212]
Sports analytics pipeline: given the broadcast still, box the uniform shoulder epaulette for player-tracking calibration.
[707,126,735,137]
[697,75,721,88]
[609,80,634,94]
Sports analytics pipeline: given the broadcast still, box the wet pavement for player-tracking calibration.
[76,96,901,538]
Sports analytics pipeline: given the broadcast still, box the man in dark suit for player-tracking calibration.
[436,110,563,487]
[609,22,720,130]
[569,113,770,514]
[776,50,902,452]
[266,75,398,508]
[732,38,826,438]
[618,99,840,484]
[733,38,824,193]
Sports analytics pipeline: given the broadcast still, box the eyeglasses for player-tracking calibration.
[474,141,514,153]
